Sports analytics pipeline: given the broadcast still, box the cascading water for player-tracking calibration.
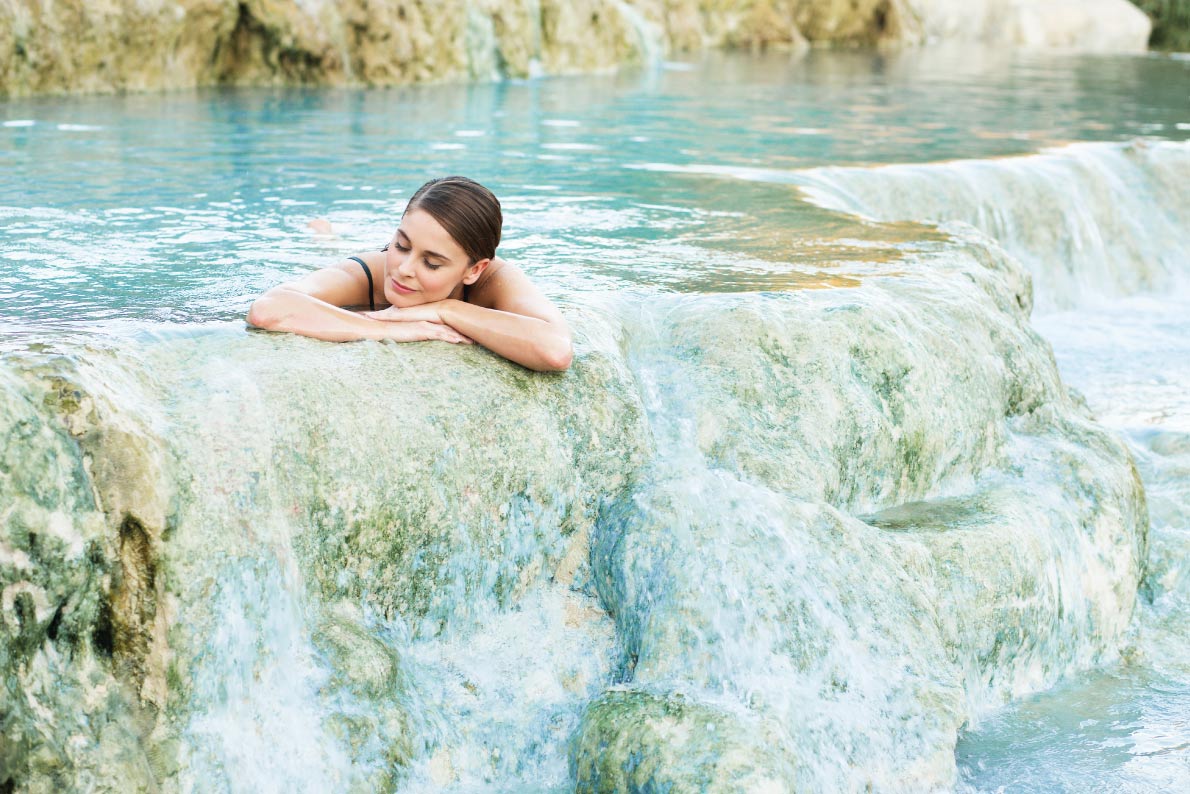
[703,135,1190,792]
[2,47,1188,792]
[792,141,1190,311]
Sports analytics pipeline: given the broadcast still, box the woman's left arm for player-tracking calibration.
[440,299,572,372]
[370,261,573,372]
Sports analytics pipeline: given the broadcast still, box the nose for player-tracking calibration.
[395,252,416,280]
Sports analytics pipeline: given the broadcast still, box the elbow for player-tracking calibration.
[538,339,573,372]
[246,298,274,330]
[246,290,289,331]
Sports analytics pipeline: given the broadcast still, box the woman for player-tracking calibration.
[246,176,573,372]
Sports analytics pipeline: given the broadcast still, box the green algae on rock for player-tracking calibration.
[571,689,798,793]
[0,313,649,789]
[0,343,173,791]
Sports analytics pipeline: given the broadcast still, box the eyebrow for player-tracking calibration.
[397,229,450,263]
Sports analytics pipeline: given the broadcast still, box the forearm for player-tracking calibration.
[439,300,572,372]
[247,288,389,342]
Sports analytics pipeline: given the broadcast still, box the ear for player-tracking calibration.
[462,257,491,286]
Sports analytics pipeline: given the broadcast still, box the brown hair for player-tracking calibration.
[403,176,502,264]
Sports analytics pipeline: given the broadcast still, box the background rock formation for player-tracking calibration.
[1133,0,1190,49]
[911,0,1151,49]
[0,0,1154,97]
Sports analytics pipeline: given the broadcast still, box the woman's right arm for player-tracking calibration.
[246,261,470,344]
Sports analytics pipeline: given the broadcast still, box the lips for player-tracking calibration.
[391,278,416,295]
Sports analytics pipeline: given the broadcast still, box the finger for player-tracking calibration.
[419,322,456,341]
[364,308,400,321]
[440,328,472,344]
[370,308,441,323]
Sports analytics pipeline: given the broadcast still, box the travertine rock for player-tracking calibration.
[0,346,174,789]
[909,0,1152,51]
[0,0,1153,97]
[0,0,237,94]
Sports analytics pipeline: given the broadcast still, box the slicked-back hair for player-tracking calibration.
[403,176,502,264]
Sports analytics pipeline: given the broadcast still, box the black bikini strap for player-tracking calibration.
[348,256,375,311]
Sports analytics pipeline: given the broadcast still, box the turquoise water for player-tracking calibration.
[2,48,1188,325]
[2,47,1189,792]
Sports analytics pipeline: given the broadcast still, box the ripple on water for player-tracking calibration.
[956,668,1190,793]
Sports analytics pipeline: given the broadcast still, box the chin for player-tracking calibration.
[386,291,419,307]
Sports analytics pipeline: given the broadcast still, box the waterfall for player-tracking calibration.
[465,2,502,82]
[612,1,666,68]
[638,141,1190,312]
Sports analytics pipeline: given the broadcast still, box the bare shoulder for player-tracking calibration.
[273,251,384,308]
[329,249,385,282]
[469,259,567,328]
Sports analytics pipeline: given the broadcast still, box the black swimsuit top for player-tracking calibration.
[347,256,375,311]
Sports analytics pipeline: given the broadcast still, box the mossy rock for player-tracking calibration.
[571,689,796,794]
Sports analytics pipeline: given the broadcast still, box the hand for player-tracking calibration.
[383,320,472,345]
[306,218,334,235]
[365,301,451,324]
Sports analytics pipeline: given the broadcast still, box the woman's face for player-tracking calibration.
[383,208,485,306]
